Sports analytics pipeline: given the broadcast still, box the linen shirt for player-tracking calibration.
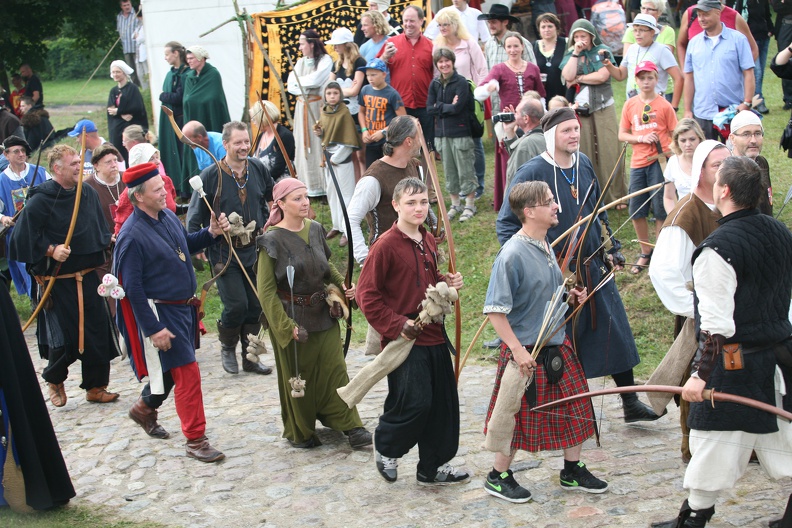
[116,11,139,54]
[684,24,754,120]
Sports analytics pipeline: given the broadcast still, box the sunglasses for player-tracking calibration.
[641,104,652,124]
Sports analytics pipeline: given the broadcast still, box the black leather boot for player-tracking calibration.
[622,392,667,423]
[651,500,715,528]
[240,323,272,375]
[768,493,792,528]
[217,320,241,374]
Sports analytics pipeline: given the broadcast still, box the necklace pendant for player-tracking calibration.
[177,248,186,262]
[570,185,578,200]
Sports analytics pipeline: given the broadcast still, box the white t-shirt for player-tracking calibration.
[663,155,692,199]
[621,41,678,97]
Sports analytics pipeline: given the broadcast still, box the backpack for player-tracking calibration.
[467,79,485,139]
[590,0,626,55]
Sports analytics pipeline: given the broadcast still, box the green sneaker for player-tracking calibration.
[484,469,532,503]
[559,462,609,494]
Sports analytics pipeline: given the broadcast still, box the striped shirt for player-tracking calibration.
[116,11,139,54]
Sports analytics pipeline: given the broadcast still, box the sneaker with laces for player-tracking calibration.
[416,463,471,486]
[376,451,398,482]
[559,462,609,493]
[484,469,532,503]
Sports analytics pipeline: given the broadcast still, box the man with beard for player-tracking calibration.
[187,121,274,375]
[497,107,663,423]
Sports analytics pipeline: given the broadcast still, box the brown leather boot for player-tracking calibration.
[128,397,170,439]
[86,386,120,403]
[48,382,67,407]
[185,436,225,463]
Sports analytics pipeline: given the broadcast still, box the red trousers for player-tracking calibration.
[171,362,206,440]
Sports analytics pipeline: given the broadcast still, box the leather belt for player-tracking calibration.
[153,297,201,307]
[35,267,96,353]
[278,290,326,307]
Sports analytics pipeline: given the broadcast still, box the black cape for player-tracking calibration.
[0,286,75,509]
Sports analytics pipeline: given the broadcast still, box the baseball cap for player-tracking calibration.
[325,28,354,46]
[695,0,722,11]
[68,119,98,137]
[357,58,389,73]
[635,61,658,75]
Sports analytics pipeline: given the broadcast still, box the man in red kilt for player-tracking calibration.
[482,180,607,503]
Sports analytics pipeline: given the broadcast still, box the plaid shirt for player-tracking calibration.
[484,34,537,110]
[116,11,139,54]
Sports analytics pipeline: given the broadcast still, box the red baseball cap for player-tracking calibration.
[635,61,658,75]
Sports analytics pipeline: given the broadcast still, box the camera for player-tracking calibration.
[492,112,515,124]
[574,104,591,117]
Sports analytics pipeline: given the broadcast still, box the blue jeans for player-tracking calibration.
[474,137,485,196]
[754,36,769,98]
[628,162,667,220]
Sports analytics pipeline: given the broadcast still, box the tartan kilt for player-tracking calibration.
[484,335,595,452]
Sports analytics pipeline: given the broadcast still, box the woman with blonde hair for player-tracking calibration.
[249,100,295,183]
[662,118,705,212]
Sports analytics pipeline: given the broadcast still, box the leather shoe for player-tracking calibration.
[221,349,239,374]
[185,436,225,462]
[86,386,120,403]
[326,229,340,240]
[622,393,666,423]
[289,436,321,448]
[345,427,373,448]
[128,397,170,439]
[339,235,348,247]
[242,357,272,375]
[48,382,67,407]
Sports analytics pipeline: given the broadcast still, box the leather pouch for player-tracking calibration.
[723,343,744,371]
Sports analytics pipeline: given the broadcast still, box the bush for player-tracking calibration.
[40,37,124,81]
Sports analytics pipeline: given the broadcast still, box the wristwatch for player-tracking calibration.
[743,100,752,108]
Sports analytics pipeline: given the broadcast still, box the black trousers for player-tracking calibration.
[778,17,792,105]
[141,371,175,409]
[216,262,261,328]
[375,343,460,477]
[407,107,434,152]
[42,347,110,390]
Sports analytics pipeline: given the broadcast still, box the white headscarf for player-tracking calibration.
[186,45,210,60]
[110,60,134,78]
[128,143,158,168]
[690,139,726,192]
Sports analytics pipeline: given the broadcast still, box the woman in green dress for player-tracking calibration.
[257,178,372,449]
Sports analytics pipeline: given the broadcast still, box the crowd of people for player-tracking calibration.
[1,0,791,525]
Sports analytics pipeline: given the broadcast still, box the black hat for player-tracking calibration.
[477,4,520,24]
[3,135,31,155]
[540,107,577,133]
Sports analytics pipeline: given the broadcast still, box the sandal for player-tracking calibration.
[459,206,477,222]
[631,252,652,275]
[447,205,464,220]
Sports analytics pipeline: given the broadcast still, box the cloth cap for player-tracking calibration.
[110,60,134,77]
[635,60,658,75]
[128,143,158,167]
[68,119,98,137]
[690,140,724,190]
[123,162,159,187]
[371,0,391,12]
[695,0,722,11]
[629,14,660,34]
[540,107,577,133]
[186,45,210,60]
[477,4,520,24]
[730,110,763,133]
[3,135,31,155]
[358,58,389,73]
[325,27,355,45]
[264,178,307,230]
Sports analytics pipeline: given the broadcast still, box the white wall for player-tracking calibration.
[141,0,283,129]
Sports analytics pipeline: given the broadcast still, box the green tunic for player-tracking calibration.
[257,219,362,444]
[158,64,189,181]
[180,62,230,195]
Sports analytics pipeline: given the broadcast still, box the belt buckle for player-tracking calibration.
[309,292,324,306]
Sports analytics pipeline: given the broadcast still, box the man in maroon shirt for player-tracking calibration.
[379,5,435,149]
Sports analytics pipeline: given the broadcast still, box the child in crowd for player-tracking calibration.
[617,60,677,274]
[314,81,361,247]
[357,58,406,167]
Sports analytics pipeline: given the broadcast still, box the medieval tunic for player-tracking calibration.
[684,209,792,493]
[114,207,217,381]
[0,286,75,510]
[287,54,333,197]
[0,163,48,296]
[497,153,640,379]
[158,63,189,179]
[107,82,148,165]
[319,102,361,235]
[187,157,273,327]
[180,62,231,195]
[8,180,119,388]
[356,224,460,477]
[257,219,362,444]
[483,234,594,452]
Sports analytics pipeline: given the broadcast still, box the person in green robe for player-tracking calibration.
[157,41,190,183]
[256,178,372,450]
[179,45,230,196]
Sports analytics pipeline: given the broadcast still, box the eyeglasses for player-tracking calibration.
[530,198,557,208]
[641,5,659,11]
[641,104,652,124]
[633,27,653,34]
[5,148,26,156]
[732,131,764,139]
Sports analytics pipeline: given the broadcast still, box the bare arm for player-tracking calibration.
[667,65,684,109]
[663,181,678,214]
[735,15,759,60]
[677,11,690,67]
[683,72,694,119]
